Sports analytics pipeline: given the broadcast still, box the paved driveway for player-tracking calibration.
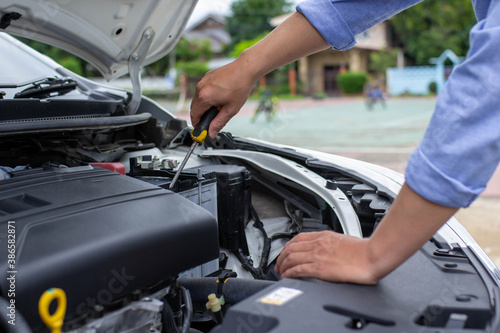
[224,97,435,151]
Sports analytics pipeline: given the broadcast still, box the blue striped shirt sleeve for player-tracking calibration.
[296,0,422,50]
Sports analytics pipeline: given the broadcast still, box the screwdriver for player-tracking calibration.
[169,106,219,190]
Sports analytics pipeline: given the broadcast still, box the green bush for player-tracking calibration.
[313,91,326,99]
[337,71,369,94]
[175,61,209,78]
[428,81,437,94]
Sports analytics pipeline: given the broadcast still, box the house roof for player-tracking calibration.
[183,13,230,53]
[186,13,227,32]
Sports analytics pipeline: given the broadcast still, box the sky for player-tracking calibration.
[188,0,232,27]
[188,0,301,28]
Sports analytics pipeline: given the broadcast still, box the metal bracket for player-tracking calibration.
[434,244,467,259]
[127,28,155,115]
[201,149,363,238]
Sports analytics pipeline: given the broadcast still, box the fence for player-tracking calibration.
[386,66,437,96]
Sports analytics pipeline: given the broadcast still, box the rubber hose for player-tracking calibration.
[177,278,274,304]
[235,249,261,279]
[179,287,192,333]
[0,296,32,333]
[251,206,271,273]
[162,300,180,333]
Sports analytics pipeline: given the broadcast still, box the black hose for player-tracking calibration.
[162,300,180,333]
[0,296,32,333]
[178,278,274,304]
[251,206,272,274]
[270,232,295,241]
[235,248,262,279]
[234,205,273,280]
[179,287,192,333]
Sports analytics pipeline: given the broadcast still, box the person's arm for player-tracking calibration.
[404,0,500,208]
[277,1,500,284]
[191,0,422,137]
[190,12,329,138]
[274,183,458,284]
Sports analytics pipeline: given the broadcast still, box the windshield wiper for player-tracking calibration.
[13,77,77,99]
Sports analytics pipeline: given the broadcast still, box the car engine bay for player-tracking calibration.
[0,97,498,333]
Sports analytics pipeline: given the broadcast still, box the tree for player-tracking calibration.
[226,0,292,49]
[17,38,98,77]
[175,38,214,62]
[391,0,476,65]
[369,48,399,77]
[146,38,214,76]
[230,34,266,58]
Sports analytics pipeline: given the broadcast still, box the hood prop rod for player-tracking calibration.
[126,28,155,115]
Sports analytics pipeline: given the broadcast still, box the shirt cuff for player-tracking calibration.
[405,146,484,208]
[296,0,356,51]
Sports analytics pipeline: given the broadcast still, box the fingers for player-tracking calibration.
[190,78,215,127]
[275,231,333,274]
[273,231,377,284]
[275,238,318,272]
[208,105,236,138]
[279,263,323,279]
[190,82,235,136]
[190,60,255,135]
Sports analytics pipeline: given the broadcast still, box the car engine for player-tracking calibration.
[0,96,496,333]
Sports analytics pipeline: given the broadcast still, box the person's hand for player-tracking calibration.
[275,184,458,285]
[274,231,378,285]
[190,58,256,138]
[190,12,330,138]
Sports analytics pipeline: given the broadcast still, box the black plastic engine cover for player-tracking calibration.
[212,243,494,333]
[0,165,219,330]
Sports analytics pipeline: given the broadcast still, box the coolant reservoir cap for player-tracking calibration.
[206,293,225,312]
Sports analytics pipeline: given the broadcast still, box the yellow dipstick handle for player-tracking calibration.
[39,288,67,333]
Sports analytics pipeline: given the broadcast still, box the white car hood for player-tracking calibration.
[0,0,197,81]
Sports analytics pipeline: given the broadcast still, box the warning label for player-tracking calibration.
[259,287,303,306]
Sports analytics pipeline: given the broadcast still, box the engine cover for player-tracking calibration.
[0,165,219,330]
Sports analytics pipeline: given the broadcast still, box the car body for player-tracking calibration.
[0,2,499,333]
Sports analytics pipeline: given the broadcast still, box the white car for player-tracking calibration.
[0,1,498,332]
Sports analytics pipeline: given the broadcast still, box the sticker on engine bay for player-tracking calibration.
[259,287,303,306]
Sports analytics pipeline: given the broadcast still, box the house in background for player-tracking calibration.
[183,13,230,58]
[271,14,393,96]
[184,13,394,96]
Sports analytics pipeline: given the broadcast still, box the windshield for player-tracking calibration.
[0,34,93,101]
[0,34,60,87]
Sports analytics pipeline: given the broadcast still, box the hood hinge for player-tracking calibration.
[126,28,155,115]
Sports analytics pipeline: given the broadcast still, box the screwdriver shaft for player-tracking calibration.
[169,141,197,189]
[168,106,219,190]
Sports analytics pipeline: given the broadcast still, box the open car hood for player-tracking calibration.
[0,0,197,81]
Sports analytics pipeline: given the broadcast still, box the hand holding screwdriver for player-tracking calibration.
[169,106,219,189]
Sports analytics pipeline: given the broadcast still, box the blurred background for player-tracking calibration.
[20,0,499,267]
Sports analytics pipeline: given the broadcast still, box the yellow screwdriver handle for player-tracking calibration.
[39,288,66,333]
[191,106,220,143]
